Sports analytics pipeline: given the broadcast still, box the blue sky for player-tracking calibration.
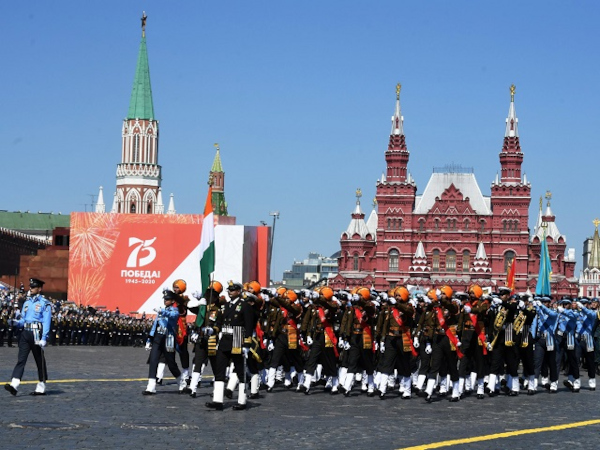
[1,2,599,281]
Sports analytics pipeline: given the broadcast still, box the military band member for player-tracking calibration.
[5,278,52,396]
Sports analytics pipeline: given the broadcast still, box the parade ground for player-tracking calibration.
[1,346,599,450]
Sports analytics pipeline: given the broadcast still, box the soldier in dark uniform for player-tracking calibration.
[188,281,224,397]
[378,286,416,399]
[339,287,377,396]
[299,287,341,395]
[206,281,256,411]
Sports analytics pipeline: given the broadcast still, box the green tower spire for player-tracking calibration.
[127,12,154,120]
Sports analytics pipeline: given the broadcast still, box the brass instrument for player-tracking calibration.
[488,307,507,350]
[513,311,526,335]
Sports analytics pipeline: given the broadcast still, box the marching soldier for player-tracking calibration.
[422,286,461,403]
[188,280,224,397]
[300,287,340,395]
[5,278,52,396]
[206,281,256,411]
[339,287,377,396]
[575,299,597,390]
[532,296,559,392]
[378,286,417,400]
[142,290,186,395]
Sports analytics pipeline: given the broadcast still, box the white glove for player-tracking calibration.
[261,293,270,302]
[380,292,388,301]
[306,336,313,346]
[262,338,268,347]
[380,341,386,353]
[311,291,319,300]
[518,300,525,310]
[425,343,432,354]
[423,297,432,305]
[267,341,275,352]
[38,339,47,348]
[374,341,379,351]
[456,341,462,347]
[187,298,201,308]
[268,288,277,296]
[202,327,214,336]
[575,332,580,339]
[492,298,502,306]
[242,347,250,357]
[413,337,420,348]
[534,300,542,307]
[486,342,493,352]
[192,291,202,299]
[343,341,350,351]
[338,339,345,349]
[463,305,471,314]
[558,306,565,313]
[153,307,162,314]
[189,332,199,343]
[409,299,417,308]
[389,298,397,305]
[352,294,360,303]
[145,339,152,350]
[576,302,584,310]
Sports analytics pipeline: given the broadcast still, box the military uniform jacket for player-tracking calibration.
[217,298,256,354]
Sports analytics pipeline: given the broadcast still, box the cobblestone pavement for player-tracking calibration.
[1,346,599,450]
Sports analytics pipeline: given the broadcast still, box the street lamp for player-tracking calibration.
[269,211,280,284]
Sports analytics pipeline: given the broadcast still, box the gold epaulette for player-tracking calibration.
[243,337,253,344]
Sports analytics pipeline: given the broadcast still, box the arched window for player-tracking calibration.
[464,219,470,230]
[130,202,136,214]
[446,250,456,272]
[419,219,425,231]
[389,249,399,272]
[147,202,152,214]
[432,250,440,272]
[353,254,359,271]
[462,250,470,273]
[387,218,391,230]
[504,251,515,273]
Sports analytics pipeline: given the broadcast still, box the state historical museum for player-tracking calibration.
[331,85,578,297]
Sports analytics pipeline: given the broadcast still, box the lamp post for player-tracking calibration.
[268,211,280,284]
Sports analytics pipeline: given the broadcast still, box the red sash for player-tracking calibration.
[176,315,187,346]
[391,307,418,357]
[354,307,376,353]
[318,307,339,358]
[255,323,265,349]
[281,308,308,351]
[435,307,464,359]
[468,307,488,356]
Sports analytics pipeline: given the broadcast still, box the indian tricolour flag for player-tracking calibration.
[199,186,215,292]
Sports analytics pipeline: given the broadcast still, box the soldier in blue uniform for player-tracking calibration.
[142,290,186,395]
[4,278,53,396]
